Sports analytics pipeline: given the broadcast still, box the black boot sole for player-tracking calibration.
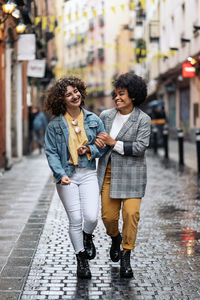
[77,272,92,279]
[120,271,133,278]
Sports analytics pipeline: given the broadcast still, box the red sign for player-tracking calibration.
[182,62,196,78]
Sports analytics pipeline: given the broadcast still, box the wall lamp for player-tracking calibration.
[16,21,26,33]
[0,0,16,24]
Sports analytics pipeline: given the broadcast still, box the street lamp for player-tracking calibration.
[12,8,20,19]
[0,0,16,24]
[2,1,16,14]
[15,22,26,34]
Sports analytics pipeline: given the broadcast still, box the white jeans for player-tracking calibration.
[56,167,99,254]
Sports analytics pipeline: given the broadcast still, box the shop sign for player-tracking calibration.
[17,34,36,61]
[27,60,46,78]
[182,62,195,78]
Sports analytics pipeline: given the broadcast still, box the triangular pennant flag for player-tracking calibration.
[50,16,55,23]
[120,4,125,11]
[130,2,135,11]
[34,17,41,26]
[67,13,71,21]
[92,10,97,18]
[83,11,88,18]
[49,24,55,32]
[42,16,47,30]
[57,27,61,34]
[58,16,63,23]
[111,6,116,13]
[140,0,145,9]
[75,12,79,20]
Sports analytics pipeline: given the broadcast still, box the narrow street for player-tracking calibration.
[0,151,200,300]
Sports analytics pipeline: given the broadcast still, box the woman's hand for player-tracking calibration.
[96,132,116,147]
[95,137,106,148]
[61,175,71,185]
[77,146,91,155]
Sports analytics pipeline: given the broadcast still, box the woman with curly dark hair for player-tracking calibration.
[44,76,106,279]
[95,72,151,278]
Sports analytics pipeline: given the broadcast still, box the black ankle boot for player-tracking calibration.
[120,250,133,278]
[110,233,122,262]
[76,251,91,279]
[83,231,96,260]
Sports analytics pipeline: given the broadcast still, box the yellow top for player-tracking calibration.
[64,110,91,165]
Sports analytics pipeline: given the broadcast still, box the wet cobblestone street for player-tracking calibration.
[19,152,200,300]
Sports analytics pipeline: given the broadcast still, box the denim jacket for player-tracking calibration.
[45,108,107,183]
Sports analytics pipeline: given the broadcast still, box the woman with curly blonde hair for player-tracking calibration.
[44,76,106,279]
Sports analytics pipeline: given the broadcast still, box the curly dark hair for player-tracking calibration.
[44,76,87,116]
[112,72,147,106]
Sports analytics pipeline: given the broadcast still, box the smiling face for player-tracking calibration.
[113,88,134,114]
[64,85,82,110]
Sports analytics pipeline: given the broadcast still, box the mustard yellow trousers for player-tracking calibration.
[101,161,141,250]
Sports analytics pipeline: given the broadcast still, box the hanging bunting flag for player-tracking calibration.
[49,24,54,32]
[50,16,55,23]
[49,16,55,32]
[102,8,105,15]
[120,4,125,11]
[136,48,140,55]
[58,16,63,23]
[130,1,135,11]
[92,9,97,18]
[75,12,79,20]
[152,0,155,3]
[34,17,41,26]
[83,11,88,18]
[67,13,71,21]
[141,49,146,56]
[57,27,61,34]
[42,16,47,30]
[140,0,145,9]
[111,6,116,13]
[77,34,82,42]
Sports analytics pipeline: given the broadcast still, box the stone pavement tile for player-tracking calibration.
[0,278,24,290]
[0,291,20,300]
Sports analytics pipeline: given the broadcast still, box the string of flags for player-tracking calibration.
[53,49,176,77]
[34,0,167,31]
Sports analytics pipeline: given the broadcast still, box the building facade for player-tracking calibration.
[0,0,57,170]
[132,0,200,141]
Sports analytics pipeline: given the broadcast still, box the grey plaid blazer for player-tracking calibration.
[97,107,151,199]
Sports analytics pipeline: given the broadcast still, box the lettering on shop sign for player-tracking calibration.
[27,60,46,78]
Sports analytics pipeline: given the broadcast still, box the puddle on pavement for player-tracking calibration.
[166,227,200,256]
[159,205,200,256]
[159,205,187,218]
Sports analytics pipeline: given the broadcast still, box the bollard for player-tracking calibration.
[177,128,184,166]
[152,125,158,154]
[163,125,169,159]
[196,129,200,176]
